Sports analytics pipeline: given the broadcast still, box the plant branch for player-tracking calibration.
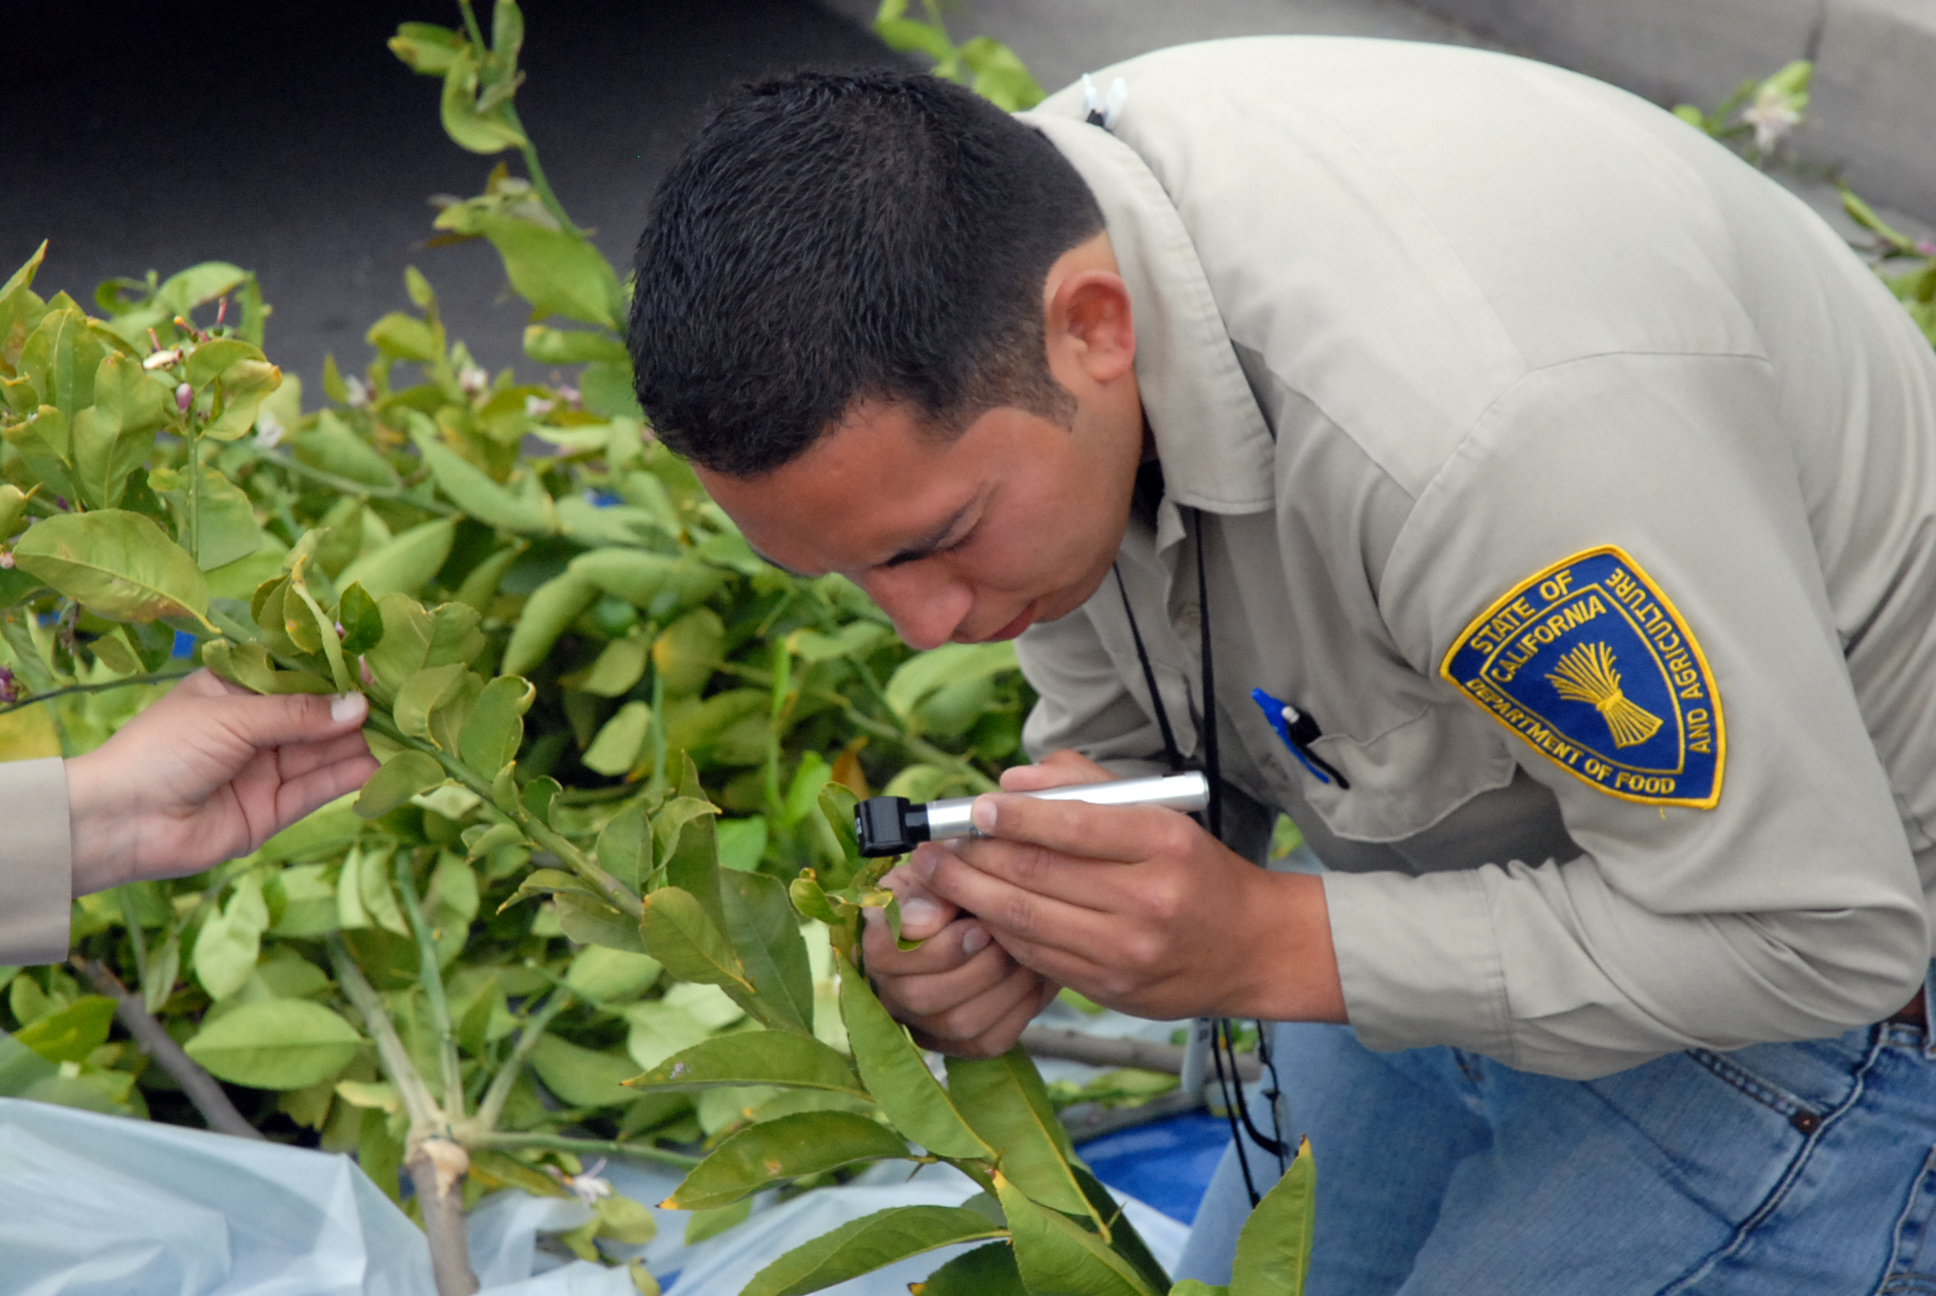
[75,957,264,1140]
[395,856,466,1121]
[475,1130,700,1170]
[408,1139,481,1296]
[0,669,195,716]
[471,986,571,1135]
[327,936,443,1132]
[363,712,642,919]
[245,446,458,515]
[836,703,998,794]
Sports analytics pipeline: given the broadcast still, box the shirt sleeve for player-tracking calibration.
[1327,351,1930,1079]
[0,757,72,966]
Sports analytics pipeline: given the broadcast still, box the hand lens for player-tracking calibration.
[852,771,1210,857]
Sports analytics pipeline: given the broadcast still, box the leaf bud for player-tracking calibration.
[175,382,192,414]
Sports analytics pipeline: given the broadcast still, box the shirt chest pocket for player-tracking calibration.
[1235,692,1518,844]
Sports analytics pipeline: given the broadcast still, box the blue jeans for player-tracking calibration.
[1176,1008,1936,1293]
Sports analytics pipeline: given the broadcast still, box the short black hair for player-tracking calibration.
[628,69,1104,477]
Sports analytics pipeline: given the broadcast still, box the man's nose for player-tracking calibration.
[861,567,972,651]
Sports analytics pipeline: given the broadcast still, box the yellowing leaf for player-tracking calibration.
[14,509,210,624]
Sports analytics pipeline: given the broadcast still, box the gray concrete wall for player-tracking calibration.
[1410,0,1936,221]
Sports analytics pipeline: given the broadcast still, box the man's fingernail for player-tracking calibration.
[971,796,997,834]
[331,692,367,723]
[903,897,941,928]
[961,925,990,956]
[911,847,938,881]
[862,906,883,926]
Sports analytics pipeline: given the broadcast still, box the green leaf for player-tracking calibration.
[354,750,446,818]
[668,1110,909,1211]
[461,674,534,771]
[638,886,752,993]
[184,338,263,390]
[960,37,1046,111]
[390,21,466,75]
[947,1047,1090,1218]
[838,961,989,1160]
[626,1031,867,1099]
[565,945,662,1004]
[475,215,623,329]
[583,700,651,776]
[998,1173,1159,1296]
[157,263,249,316]
[720,869,815,1034]
[295,410,399,489]
[886,642,1017,722]
[594,801,651,891]
[440,46,527,153]
[1229,1138,1315,1296]
[573,549,729,619]
[338,581,385,655]
[523,324,628,365]
[366,312,441,363]
[413,424,555,533]
[788,621,887,664]
[14,995,116,1063]
[530,1033,641,1108]
[501,568,599,676]
[556,893,649,954]
[651,607,726,695]
[337,517,457,600]
[194,873,270,1000]
[562,634,650,697]
[14,509,210,624]
[717,817,768,872]
[393,662,471,743]
[203,358,282,442]
[911,1242,1028,1296]
[184,999,364,1090]
[1169,1283,1230,1296]
[153,465,262,570]
[741,1206,1007,1296]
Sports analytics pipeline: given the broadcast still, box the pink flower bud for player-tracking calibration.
[175,382,192,414]
[0,550,12,569]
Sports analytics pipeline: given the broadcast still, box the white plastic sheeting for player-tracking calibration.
[0,1098,1188,1296]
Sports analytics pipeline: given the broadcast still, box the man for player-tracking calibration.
[627,38,1936,1293]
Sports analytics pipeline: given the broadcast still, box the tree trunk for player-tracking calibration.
[407,1138,480,1296]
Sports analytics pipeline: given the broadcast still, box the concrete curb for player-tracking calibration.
[1411,0,1936,222]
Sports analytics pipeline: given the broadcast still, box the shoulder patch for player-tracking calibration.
[1440,546,1724,808]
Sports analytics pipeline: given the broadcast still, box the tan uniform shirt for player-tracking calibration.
[0,758,71,965]
[1016,37,1936,1079]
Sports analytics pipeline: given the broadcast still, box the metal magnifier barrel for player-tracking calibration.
[852,771,1211,857]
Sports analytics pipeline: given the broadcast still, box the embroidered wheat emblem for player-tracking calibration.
[1546,642,1663,748]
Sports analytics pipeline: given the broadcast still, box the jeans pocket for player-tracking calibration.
[1878,1147,1936,1294]
[1683,1047,1825,1135]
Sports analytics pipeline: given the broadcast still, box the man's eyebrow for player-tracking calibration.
[880,501,974,569]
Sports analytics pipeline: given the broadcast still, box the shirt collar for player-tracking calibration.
[1023,111,1278,538]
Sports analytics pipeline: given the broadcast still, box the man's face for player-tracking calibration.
[697,392,1144,649]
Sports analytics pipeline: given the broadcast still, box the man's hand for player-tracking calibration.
[858,750,1110,1056]
[912,763,1347,1025]
[65,670,380,896]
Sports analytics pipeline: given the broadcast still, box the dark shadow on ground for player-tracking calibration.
[4,0,899,391]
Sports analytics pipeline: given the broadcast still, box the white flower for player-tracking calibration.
[562,1157,613,1207]
[458,364,490,398]
[556,385,581,409]
[142,347,181,371]
[525,395,555,418]
[344,376,371,408]
[255,411,286,449]
[1741,85,1801,152]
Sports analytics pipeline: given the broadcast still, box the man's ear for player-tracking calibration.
[1047,270,1135,386]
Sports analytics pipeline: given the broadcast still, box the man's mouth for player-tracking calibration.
[978,601,1039,642]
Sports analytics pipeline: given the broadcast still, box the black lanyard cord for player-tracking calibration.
[1113,507,1287,1205]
